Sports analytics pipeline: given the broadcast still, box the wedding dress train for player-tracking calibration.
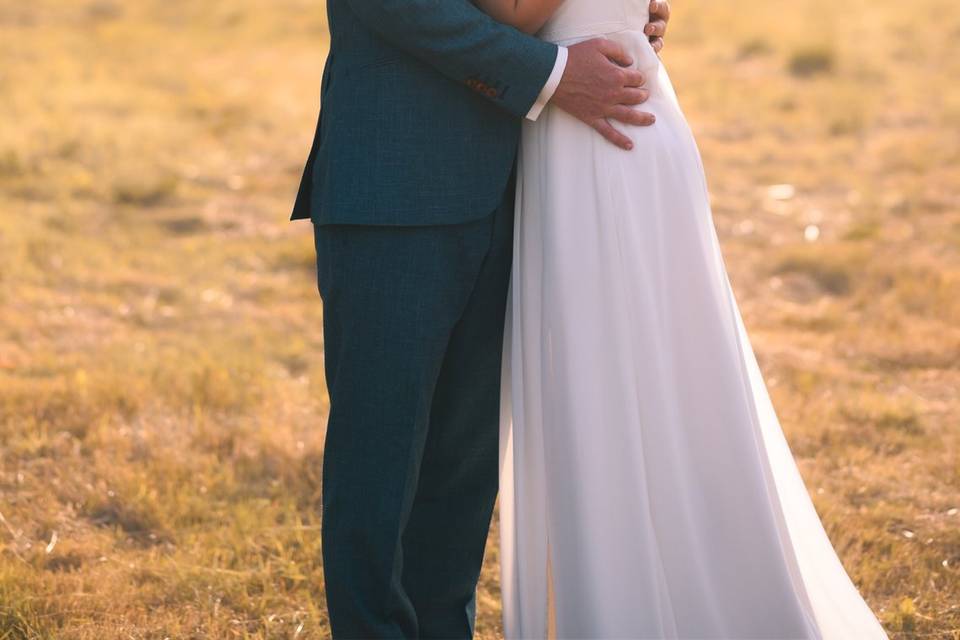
[498,1,889,637]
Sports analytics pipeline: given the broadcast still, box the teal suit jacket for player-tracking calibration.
[290,0,559,226]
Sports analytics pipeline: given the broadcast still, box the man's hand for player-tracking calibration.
[551,39,654,151]
[646,0,670,53]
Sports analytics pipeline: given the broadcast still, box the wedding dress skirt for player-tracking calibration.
[498,2,889,638]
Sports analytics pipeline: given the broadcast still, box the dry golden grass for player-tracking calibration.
[0,0,958,638]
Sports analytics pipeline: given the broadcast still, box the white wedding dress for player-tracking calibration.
[497,1,889,638]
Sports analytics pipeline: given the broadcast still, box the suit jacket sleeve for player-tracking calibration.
[343,0,560,119]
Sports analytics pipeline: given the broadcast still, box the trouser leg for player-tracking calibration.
[400,199,514,639]
[314,207,505,639]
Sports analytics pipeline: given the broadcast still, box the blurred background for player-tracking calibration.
[0,0,958,638]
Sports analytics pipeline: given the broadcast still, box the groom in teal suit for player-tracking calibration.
[291,0,669,636]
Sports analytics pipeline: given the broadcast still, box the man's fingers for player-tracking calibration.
[607,106,656,127]
[618,87,651,106]
[597,39,634,68]
[620,68,646,88]
[592,119,634,150]
[645,19,667,38]
[651,37,664,53]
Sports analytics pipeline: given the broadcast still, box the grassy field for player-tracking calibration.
[0,0,958,638]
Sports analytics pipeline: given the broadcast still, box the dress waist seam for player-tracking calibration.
[538,20,648,46]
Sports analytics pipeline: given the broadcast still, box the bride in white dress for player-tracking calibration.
[474,0,891,638]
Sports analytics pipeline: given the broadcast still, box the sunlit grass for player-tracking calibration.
[1,0,959,638]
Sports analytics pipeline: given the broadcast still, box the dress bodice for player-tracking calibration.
[538,0,651,44]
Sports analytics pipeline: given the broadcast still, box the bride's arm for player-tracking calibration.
[473,0,565,35]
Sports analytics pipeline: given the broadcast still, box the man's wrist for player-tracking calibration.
[525,45,568,122]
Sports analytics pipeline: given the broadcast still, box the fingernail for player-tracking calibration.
[627,142,634,150]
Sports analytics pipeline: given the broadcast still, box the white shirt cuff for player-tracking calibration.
[525,46,568,121]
